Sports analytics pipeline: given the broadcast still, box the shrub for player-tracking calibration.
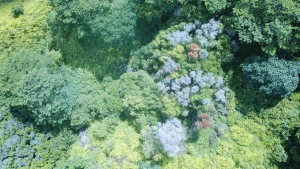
[214,89,227,104]
[199,49,209,59]
[12,5,24,18]
[163,58,178,74]
[172,87,191,106]
[195,19,222,48]
[79,129,89,150]
[241,56,300,98]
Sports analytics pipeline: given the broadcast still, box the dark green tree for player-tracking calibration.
[241,56,300,98]
[289,129,300,166]
[11,5,24,18]
[132,0,183,22]
[47,0,136,45]
[0,50,108,128]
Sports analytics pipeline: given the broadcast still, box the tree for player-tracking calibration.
[118,70,164,129]
[132,0,184,22]
[47,0,136,45]
[0,50,107,128]
[199,0,228,13]
[241,56,300,98]
[231,0,300,54]
[118,70,163,116]
[11,5,24,18]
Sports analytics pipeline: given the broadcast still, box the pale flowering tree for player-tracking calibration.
[79,129,89,150]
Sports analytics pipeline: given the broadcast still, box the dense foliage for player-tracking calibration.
[0,50,109,128]
[0,0,300,168]
[0,100,76,168]
[241,56,300,98]
[231,0,300,54]
[47,0,136,45]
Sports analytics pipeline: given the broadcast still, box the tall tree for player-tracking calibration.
[231,0,300,54]
[47,0,136,45]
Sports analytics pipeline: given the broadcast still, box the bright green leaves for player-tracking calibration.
[258,98,300,141]
[119,70,163,119]
[162,94,182,116]
[62,121,143,168]
[90,115,119,140]
[167,44,185,61]
[200,0,227,13]
[230,125,253,146]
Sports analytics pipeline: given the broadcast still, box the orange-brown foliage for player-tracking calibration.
[199,113,210,128]
[189,43,200,52]
[188,43,201,59]
[202,119,210,128]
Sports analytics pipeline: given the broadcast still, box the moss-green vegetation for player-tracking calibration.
[0,0,52,53]
[1,0,300,168]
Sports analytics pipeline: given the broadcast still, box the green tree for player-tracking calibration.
[231,0,300,54]
[199,0,228,13]
[0,101,76,169]
[0,50,108,128]
[98,71,165,130]
[11,5,24,18]
[48,0,136,45]
[132,0,183,22]
[241,56,300,98]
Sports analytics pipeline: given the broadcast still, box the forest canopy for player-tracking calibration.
[0,0,300,168]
